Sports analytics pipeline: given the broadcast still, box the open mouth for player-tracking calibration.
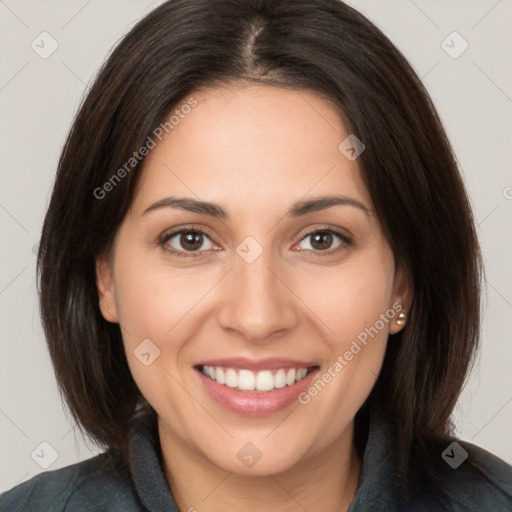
[197,364,318,393]
[193,357,320,415]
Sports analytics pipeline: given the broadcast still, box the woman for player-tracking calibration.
[1,0,511,510]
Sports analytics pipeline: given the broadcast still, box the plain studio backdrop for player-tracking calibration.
[0,0,511,492]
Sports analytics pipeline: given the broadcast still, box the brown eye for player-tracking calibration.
[179,231,204,251]
[298,229,349,253]
[161,229,215,256]
[310,231,334,251]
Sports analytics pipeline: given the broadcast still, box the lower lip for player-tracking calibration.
[196,367,319,416]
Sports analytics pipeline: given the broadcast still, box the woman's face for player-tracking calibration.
[96,83,409,476]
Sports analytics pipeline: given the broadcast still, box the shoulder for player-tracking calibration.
[445,439,512,510]
[0,450,142,512]
[414,438,512,511]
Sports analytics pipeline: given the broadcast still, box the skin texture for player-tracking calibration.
[96,83,411,512]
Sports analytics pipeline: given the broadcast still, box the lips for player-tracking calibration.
[196,357,318,372]
[194,357,320,416]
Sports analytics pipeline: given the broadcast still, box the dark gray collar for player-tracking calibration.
[128,410,180,511]
[348,410,402,510]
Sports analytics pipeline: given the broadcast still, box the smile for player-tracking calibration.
[194,358,320,416]
[200,365,311,392]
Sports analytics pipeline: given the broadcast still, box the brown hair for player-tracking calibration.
[37,0,483,498]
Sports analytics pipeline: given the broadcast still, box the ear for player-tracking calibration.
[389,266,413,335]
[95,251,119,323]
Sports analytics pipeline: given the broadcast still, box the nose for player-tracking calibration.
[217,247,300,343]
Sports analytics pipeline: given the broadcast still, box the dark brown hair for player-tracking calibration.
[37,0,483,498]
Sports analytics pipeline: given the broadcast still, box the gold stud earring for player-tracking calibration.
[396,312,407,326]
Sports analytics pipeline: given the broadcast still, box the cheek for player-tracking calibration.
[294,246,394,417]
[113,249,211,344]
[112,251,223,397]
[112,264,198,413]
[296,247,395,348]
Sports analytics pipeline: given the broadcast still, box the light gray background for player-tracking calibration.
[1,0,511,493]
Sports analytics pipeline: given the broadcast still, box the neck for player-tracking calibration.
[158,419,362,512]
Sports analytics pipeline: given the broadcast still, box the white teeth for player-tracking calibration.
[274,369,287,389]
[201,365,311,392]
[297,368,308,381]
[238,369,256,390]
[215,367,225,384]
[225,368,238,388]
[286,368,296,386]
[256,370,274,391]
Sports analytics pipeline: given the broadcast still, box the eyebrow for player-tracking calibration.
[142,194,371,218]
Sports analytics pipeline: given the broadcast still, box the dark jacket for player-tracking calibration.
[1,409,511,511]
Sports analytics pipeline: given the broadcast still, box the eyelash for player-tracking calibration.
[158,225,353,259]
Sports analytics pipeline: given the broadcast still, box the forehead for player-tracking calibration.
[134,83,372,215]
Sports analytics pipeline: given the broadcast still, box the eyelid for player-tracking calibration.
[296,224,352,244]
[158,225,218,257]
[158,223,353,258]
[292,225,352,258]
